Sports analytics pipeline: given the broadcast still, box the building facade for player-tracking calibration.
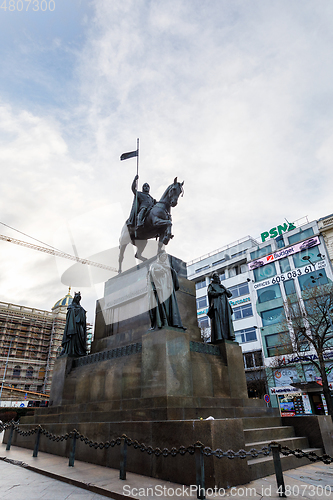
[187,216,333,415]
[0,290,72,398]
[187,235,266,395]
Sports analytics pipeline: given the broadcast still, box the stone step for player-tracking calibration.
[244,425,295,443]
[248,447,323,480]
[245,435,309,453]
[242,416,282,429]
[22,405,280,425]
[40,396,270,415]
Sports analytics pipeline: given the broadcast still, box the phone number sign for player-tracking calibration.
[253,261,326,290]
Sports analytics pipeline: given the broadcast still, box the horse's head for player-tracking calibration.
[167,177,184,207]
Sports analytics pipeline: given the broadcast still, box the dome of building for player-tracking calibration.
[52,288,73,310]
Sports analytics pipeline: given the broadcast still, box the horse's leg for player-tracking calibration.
[151,215,172,229]
[118,243,127,273]
[118,224,132,273]
[135,240,148,261]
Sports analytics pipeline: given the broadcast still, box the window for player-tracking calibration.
[212,258,226,266]
[219,271,226,281]
[296,330,310,352]
[257,284,281,304]
[235,327,257,343]
[279,258,291,274]
[198,316,209,329]
[276,235,285,249]
[298,269,328,291]
[231,250,246,258]
[253,262,277,282]
[233,303,253,320]
[38,367,45,380]
[229,282,249,298]
[293,248,322,269]
[250,245,272,260]
[196,296,207,309]
[195,279,206,290]
[229,266,242,277]
[284,279,296,296]
[24,385,30,391]
[37,385,43,392]
[244,352,254,368]
[195,265,209,274]
[265,332,292,357]
[26,366,33,378]
[13,365,21,378]
[288,227,314,245]
[261,307,285,326]
[243,351,263,369]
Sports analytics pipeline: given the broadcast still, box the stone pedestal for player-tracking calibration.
[48,355,72,407]
[7,254,267,488]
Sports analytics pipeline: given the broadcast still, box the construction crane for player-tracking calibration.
[0,233,118,273]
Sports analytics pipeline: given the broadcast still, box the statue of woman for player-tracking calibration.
[207,273,235,343]
[60,291,87,357]
[148,252,185,330]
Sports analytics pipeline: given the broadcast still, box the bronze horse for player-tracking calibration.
[118,177,184,273]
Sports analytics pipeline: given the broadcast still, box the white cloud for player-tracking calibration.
[1,0,333,318]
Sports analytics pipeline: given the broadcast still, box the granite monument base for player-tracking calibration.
[5,256,274,488]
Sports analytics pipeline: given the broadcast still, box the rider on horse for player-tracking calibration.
[126,175,156,230]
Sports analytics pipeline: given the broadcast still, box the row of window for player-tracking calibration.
[9,366,45,379]
[196,282,250,309]
[195,264,248,289]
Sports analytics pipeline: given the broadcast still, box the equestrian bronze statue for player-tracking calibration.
[118,176,184,273]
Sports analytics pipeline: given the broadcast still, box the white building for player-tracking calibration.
[187,216,333,411]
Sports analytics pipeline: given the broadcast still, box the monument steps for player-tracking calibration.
[23,401,279,425]
[242,416,322,480]
[248,447,322,480]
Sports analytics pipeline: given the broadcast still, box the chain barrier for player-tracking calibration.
[279,444,333,464]
[2,422,333,500]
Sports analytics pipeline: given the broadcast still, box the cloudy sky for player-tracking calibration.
[0,0,333,322]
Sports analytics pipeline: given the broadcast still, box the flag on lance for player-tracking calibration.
[120,150,138,161]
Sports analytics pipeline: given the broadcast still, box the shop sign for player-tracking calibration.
[248,236,320,270]
[252,260,326,290]
[261,222,296,242]
[197,308,208,316]
[277,393,312,416]
[229,296,251,306]
[270,386,301,395]
[276,349,333,366]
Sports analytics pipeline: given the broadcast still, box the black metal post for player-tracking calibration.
[33,427,41,457]
[195,444,205,500]
[271,443,286,498]
[119,436,128,480]
[69,432,77,467]
[6,423,14,451]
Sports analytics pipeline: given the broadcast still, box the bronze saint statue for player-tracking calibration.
[60,291,87,357]
[126,174,156,229]
[118,177,184,273]
[207,273,235,343]
[148,252,185,330]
